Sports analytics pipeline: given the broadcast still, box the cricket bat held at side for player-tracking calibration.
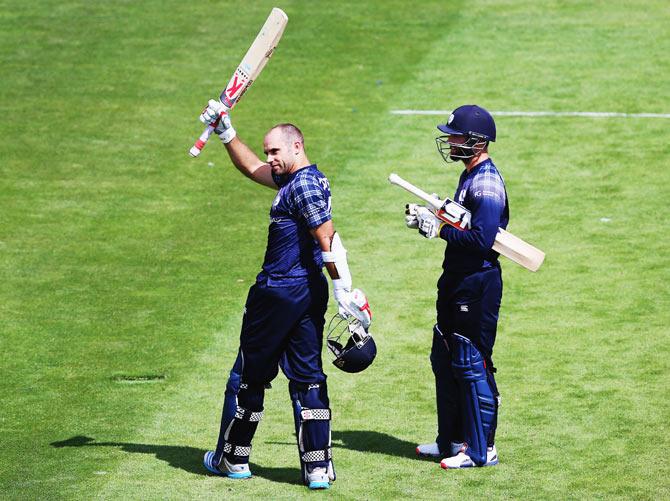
[388,173,545,272]
[189,8,288,157]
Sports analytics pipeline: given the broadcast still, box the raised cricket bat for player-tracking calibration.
[388,173,545,272]
[189,7,288,157]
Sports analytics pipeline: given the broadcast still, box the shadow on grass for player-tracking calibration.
[332,430,416,459]
[50,436,301,485]
[269,430,417,459]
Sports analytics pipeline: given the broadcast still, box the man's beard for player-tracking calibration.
[450,146,472,162]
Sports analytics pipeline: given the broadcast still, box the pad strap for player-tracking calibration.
[300,408,331,421]
[235,405,264,422]
[223,443,251,457]
[301,447,333,463]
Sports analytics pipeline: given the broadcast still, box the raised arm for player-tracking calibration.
[224,136,276,189]
[199,99,277,189]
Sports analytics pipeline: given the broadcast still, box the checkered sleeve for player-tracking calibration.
[293,173,332,228]
[469,164,506,211]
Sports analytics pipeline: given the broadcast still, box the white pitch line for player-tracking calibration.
[390,110,670,118]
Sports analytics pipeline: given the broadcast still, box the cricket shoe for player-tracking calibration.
[416,441,465,459]
[203,451,251,479]
[306,466,331,490]
[440,445,498,469]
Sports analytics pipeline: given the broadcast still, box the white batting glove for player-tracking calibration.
[199,99,236,144]
[405,203,420,229]
[416,207,443,239]
[335,288,372,329]
[333,280,351,317]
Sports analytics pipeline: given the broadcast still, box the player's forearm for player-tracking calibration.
[224,137,267,180]
[441,223,496,251]
[323,261,340,280]
[311,221,372,327]
[311,222,338,279]
[441,203,500,251]
[311,222,347,282]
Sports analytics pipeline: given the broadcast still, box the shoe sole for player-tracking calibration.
[309,481,330,490]
[440,460,474,469]
[203,451,252,479]
[440,459,498,469]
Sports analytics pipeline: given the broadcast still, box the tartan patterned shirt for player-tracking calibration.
[258,165,332,285]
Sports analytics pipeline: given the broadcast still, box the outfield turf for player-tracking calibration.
[1,0,669,499]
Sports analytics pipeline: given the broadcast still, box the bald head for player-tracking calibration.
[270,123,305,148]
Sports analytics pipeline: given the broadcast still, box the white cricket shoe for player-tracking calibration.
[416,441,465,459]
[440,445,498,469]
[306,466,331,490]
[416,442,441,458]
[203,451,251,479]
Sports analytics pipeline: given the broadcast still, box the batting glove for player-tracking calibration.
[199,99,236,144]
[405,203,420,228]
[336,288,372,329]
[416,206,443,239]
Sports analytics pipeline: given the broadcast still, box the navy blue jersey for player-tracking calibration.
[439,159,509,273]
[256,164,332,286]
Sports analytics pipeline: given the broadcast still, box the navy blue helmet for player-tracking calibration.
[327,315,377,373]
[436,105,496,163]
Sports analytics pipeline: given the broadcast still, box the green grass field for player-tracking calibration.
[2,0,669,499]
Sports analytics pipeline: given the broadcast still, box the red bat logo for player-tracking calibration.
[226,73,247,99]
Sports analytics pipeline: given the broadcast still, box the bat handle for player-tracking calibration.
[388,173,442,211]
[189,125,215,157]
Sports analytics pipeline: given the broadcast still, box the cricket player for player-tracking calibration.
[197,100,371,489]
[407,105,507,469]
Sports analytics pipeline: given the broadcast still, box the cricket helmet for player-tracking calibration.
[326,314,377,373]
[435,105,496,163]
[437,104,496,141]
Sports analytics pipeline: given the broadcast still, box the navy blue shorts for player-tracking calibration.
[237,274,329,385]
[436,266,502,360]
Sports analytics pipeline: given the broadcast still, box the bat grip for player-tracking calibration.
[189,125,215,157]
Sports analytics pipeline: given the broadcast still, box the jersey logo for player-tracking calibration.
[458,189,466,203]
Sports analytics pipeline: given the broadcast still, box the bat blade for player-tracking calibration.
[493,228,545,272]
[218,7,288,108]
[389,173,545,272]
[189,8,288,157]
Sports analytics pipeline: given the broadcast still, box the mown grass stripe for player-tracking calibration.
[391,110,670,118]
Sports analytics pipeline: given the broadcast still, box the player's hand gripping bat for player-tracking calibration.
[389,173,545,272]
[189,8,288,157]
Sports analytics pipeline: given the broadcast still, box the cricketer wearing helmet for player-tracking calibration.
[407,105,508,469]
[197,100,372,490]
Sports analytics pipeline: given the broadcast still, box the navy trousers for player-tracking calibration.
[238,275,329,385]
[432,265,502,452]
